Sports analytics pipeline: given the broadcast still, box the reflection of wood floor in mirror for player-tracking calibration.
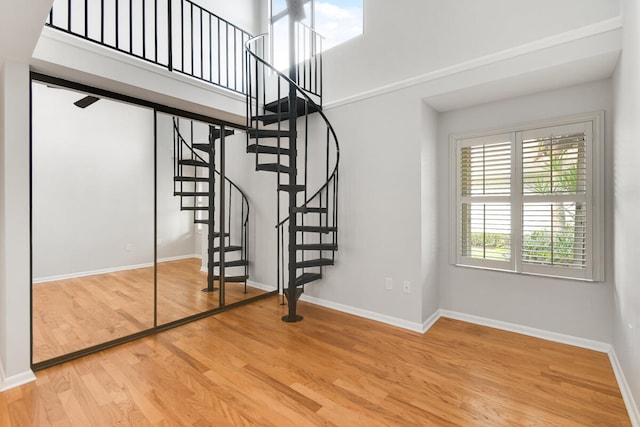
[32,258,268,364]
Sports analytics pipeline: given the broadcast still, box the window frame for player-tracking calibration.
[449,112,604,281]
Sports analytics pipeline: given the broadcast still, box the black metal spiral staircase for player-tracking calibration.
[245,22,340,322]
[172,118,250,299]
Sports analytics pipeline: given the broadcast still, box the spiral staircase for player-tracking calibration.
[172,118,250,298]
[245,22,340,322]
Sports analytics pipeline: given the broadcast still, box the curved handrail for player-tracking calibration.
[245,33,339,228]
[172,119,250,225]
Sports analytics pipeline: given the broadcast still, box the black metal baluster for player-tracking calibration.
[233,29,237,91]
[153,0,157,61]
[129,0,133,53]
[217,19,221,85]
[208,14,213,82]
[189,2,193,74]
[225,22,229,88]
[180,0,184,71]
[199,8,203,78]
[115,0,120,48]
[67,0,71,32]
[100,0,104,42]
[167,0,173,70]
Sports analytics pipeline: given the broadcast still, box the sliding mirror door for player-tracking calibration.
[155,113,221,324]
[31,82,155,364]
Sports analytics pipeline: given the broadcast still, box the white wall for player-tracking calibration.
[196,0,264,35]
[421,102,439,322]
[31,85,198,280]
[323,0,620,103]
[302,86,428,325]
[612,0,640,417]
[32,84,154,278]
[437,80,615,343]
[0,60,34,389]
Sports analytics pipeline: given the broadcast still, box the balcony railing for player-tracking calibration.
[46,0,251,94]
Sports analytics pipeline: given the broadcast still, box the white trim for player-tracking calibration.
[324,17,622,110]
[608,348,640,427]
[299,294,425,333]
[0,364,36,392]
[438,309,610,352]
[420,309,441,334]
[450,112,604,282]
[32,254,200,284]
[246,280,277,292]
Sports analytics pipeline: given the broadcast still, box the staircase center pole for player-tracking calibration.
[219,126,227,307]
[283,14,302,322]
[204,126,218,293]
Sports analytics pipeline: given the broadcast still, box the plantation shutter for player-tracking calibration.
[457,133,512,269]
[518,122,592,279]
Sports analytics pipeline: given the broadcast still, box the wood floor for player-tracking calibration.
[32,258,267,363]
[9,295,632,426]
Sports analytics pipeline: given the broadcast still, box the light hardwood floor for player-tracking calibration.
[9,296,632,425]
[32,258,267,363]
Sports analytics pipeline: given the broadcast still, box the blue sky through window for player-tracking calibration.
[271,0,363,68]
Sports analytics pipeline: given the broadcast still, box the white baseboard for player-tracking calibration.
[0,362,36,392]
[438,309,611,353]
[33,254,200,284]
[299,294,424,333]
[608,348,640,427]
[246,280,277,292]
[421,309,441,333]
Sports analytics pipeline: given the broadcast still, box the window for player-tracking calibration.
[270,0,363,70]
[450,113,604,281]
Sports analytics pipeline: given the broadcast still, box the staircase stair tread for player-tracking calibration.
[212,232,229,238]
[265,97,321,115]
[295,226,337,233]
[296,272,322,286]
[256,163,291,174]
[279,184,306,193]
[211,128,235,139]
[292,207,328,214]
[212,259,248,267]
[181,206,208,211]
[210,245,243,253]
[179,159,209,167]
[248,128,290,139]
[294,243,338,251]
[212,275,248,282]
[174,191,209,196]
[295,258,334,268]
[246,144,291,155]
[194,219,209,224]
[192,143,211,152]
[252,112,291,125]
[174,176,209,182]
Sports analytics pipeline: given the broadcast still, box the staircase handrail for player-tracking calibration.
[245,32,339,229]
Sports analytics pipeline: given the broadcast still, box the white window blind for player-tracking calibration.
[451,114,603,281]
[457,134,512,270]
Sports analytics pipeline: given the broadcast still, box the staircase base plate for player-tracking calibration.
[281,314,303,323]
[201,287,219,293]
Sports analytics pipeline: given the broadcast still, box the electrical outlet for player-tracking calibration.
[126,243,133,251]
[385,277,393,290]
[403,281,411,294]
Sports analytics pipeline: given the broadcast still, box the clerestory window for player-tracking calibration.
[270,0,363,70]
[450,113,604,281]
